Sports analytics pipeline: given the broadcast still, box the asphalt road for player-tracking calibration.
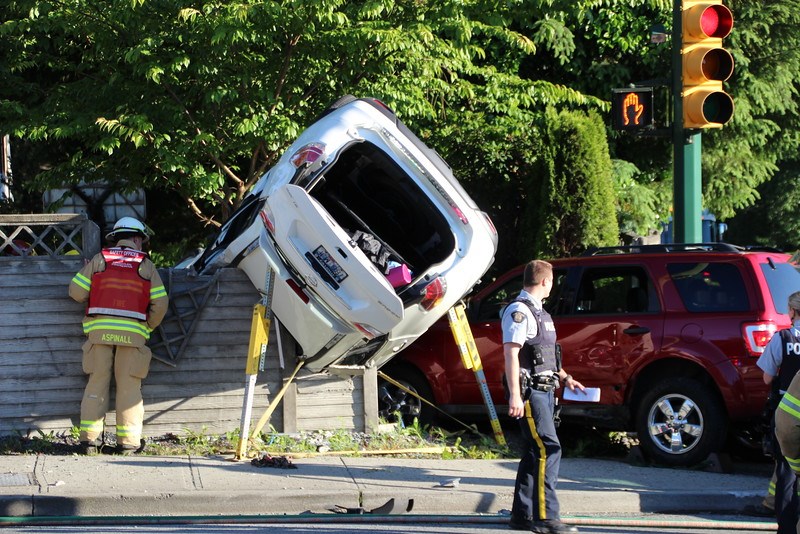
[0,514,776,534]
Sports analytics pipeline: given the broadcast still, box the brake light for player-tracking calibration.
[290,142,325,168]
[420,276,447,311]
[482,211,497,235]
[259,207,275,234]
[354,323,381,339]
[742,322,777,356]
[286,278,309,304]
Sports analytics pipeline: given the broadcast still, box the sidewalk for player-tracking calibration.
[0,453,773,519]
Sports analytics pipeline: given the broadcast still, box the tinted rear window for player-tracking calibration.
[761,261,800,314]
[668,262,749,312]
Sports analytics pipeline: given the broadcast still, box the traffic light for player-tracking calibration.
[681,0,734,128]
[611,88,654,131]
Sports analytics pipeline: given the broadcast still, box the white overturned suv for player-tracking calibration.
[185,96,498,373]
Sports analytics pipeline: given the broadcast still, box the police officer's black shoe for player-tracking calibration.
[530,519,579,533]
[509,515,532,530]
[79,441,99,455]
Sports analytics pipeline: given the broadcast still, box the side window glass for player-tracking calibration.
[573,266,656,315]
[543,268,568,316]
[668,262,749,312]
[475,275,523,321]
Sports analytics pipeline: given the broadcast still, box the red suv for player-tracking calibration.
[379,244,800,466]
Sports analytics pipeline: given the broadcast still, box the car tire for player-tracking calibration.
[378,367,435,427]
[634,377,727,467]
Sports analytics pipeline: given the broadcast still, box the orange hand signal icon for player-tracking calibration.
[623,92,644,126]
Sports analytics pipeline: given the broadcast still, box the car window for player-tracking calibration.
[543,269,568,316]
[473,268,566,321]
[761,261,800,314]
[668,262,749,312]
[475,275,522,321]
[571,266,655,315]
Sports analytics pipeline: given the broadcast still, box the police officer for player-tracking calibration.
[503,259,584,534]
[69,217,169,454]
[757,291,800,534]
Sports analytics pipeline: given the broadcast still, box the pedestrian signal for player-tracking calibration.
[681,0,734,128]
[611,88,654,131]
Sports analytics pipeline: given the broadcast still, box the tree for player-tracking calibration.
[725,162,800,250]
[524,109,619,258]
[0,0,598,232]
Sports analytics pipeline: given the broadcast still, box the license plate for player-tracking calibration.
[312,245,348,284]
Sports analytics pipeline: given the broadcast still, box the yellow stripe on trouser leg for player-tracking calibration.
[524,402,548,520]
[80,344,114,442]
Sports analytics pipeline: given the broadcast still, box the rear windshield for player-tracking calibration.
[667,262,750,313]
[761,261,800,314]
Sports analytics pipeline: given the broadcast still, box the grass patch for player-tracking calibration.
[0,420,632,460]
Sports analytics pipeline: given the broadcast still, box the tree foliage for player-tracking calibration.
[523,109,619,258]
[0,0,600,230]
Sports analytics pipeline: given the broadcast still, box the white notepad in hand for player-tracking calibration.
[563,387,600,403]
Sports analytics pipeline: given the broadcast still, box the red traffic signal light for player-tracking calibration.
[682,0,734,128]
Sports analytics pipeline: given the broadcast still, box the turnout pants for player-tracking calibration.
[772,417,800,534]
[79,342,152,447]
[512,389,562,522]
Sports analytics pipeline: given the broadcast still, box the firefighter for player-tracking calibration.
[758,291,800,533]
[69,217,168,454]
[776,369,800,534]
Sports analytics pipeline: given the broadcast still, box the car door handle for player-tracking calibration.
[623,326,650,336]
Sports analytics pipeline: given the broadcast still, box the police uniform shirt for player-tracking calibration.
[757,320,800,391]
[502,290,541,346]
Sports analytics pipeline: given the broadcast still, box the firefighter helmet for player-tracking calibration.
[106,217,150,242]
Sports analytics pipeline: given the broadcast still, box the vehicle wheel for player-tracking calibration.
[634,377,727,467]
[378,367,435,427]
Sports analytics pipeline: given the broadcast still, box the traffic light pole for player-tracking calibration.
[672,0,703,243]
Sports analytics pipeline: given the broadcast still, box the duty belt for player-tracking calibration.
[519,369,558,395]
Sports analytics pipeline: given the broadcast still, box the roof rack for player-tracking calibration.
[581,243,744,256]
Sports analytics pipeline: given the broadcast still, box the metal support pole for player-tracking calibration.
[671,0,703,244]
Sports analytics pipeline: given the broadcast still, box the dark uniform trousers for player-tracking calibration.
[513,389,561,521]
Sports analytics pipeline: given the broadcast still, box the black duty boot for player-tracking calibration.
[530,519,579,534]
[509,515,533,530]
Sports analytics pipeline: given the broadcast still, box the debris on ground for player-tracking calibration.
[251,453,297,469]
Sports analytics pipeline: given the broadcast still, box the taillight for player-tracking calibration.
[420,276,447,311]
[482,211,497,235]
[286,278,309,304]
[290,142,325,168]
[354,323,381,339]
[742,322,777,356]
[259,207,275,234]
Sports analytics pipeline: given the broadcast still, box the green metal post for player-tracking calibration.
[672,0,703,243]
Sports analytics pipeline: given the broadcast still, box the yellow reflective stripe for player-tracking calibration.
[80,420,103,432]
[150,285,167,299]
[83,318,151,338]
[524,402,548,520]
[72,272,91,291]
[769,480,776,496]
[787,456,800,474]
[116,425,138,437]
[778,392,800,420]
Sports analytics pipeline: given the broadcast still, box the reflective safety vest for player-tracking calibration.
[87,248,151,321]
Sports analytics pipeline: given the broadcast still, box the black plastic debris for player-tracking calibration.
[251,453,297,469]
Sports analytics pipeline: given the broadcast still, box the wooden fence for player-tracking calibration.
[0,214,377,439]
